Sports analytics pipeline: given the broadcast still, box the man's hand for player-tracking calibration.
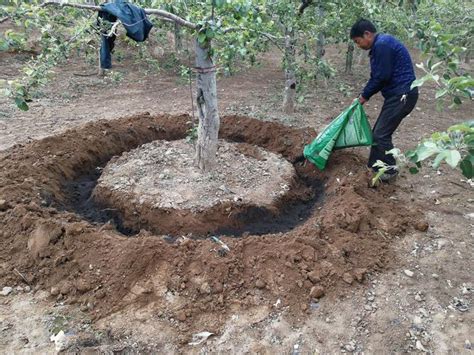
[358,95,368,105]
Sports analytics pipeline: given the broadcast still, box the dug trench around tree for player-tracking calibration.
[64,138,324,238]
[0,112,426,337]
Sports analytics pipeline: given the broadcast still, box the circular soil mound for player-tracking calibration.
[93,139,297,235]
[0,113,425,336]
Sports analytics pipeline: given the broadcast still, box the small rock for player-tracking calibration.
[60,282,72,295]
[415,294,423,302]
[465,339,472,350]
[404,270,414,278]
[199,282,211,295]
[343,273,354,285]
[50,330,67,351]
[76,279,92,293]
[364,305,372,311]
[418,308,429,318]
[0,199,10,211]
[307,271,320,284]
[50,287,60,296]
[255,279,266,289]
[296,280,303,288]
[310,285,325,299]
[353,268,367,282]
[413,316,423,325]
[414,221,429,232]
[415,340,428,352]
[176,311,187,322]
[345,341,356,352]
[432,274,439,279]
[0,287,13,296]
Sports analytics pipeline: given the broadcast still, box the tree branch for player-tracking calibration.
[40,1,197,30]
[222,27,284,52]
[0,16,9,24]
[145,9,197,29]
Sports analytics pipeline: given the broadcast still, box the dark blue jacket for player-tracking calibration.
[99,0,153,69]
[362,34,416,100]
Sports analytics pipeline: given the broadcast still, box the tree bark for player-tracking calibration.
[357,47,368,66]
[315,3,325,59]
[345,41,354,74]
[283,28,296,114]
[194,39,219,171]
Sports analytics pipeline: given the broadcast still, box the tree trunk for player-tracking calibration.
[357,47,368,66]
[194,39,219,171]
[174,22,183,52]
[315,3,325,59]
[345,41,354,74]
[283,29,296,114]
[464,48,471,64]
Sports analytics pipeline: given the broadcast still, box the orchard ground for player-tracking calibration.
[0,35,472,353]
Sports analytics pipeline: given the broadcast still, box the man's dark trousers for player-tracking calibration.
[368,88,418,171]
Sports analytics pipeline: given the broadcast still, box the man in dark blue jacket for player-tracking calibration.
[350,19,418,182]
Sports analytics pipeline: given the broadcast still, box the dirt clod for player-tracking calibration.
[176,311,187,322]
[343,273,354,285]
[308,271,321,284]
[75,279,92,293]
[27,221,63,259]
[50,287,60,296]
[310,285,325,299]
[255,279,266,289]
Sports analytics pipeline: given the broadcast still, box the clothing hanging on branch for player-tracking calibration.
[98,0,153,69]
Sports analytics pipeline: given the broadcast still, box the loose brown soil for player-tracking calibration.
[0,110,424,341]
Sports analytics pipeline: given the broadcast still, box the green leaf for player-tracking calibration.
[459,156,473,178]
[0,40,9,52]
[444,150,461,168]
[14,97,29,111]
[432,151,447,169]
[431,61,443,71]
[435,88,448,99]
[415,141,439,161]
[197,32,207,44]
[411,77,426,89]
[453,96,462,105]
[409,167,419,174]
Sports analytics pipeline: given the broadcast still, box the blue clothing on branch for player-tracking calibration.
[362,33,416,100]
[99,0,153,69]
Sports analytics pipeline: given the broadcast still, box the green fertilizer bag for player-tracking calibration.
[303,100,372,170]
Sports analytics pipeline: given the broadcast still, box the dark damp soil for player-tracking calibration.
[62,153,325,238]
[215,172,325,237]
[61,169,137,236]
